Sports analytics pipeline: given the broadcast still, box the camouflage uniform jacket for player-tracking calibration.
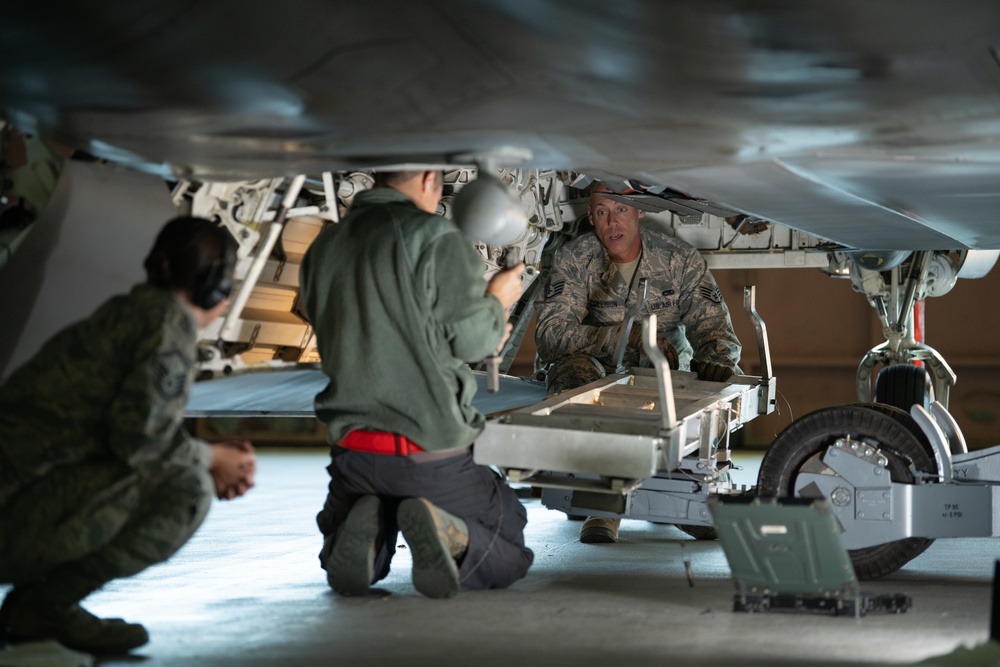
[0,284,212,505]
[299,187,506,452]
[535,226,741,371]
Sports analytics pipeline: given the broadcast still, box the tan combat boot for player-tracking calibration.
[397,498,469,599]
[579,516,621,543]
[325,495,384,597]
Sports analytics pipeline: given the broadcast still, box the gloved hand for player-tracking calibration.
[696,362,734,383]
[628,324,679,370]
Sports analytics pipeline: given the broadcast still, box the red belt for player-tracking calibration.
[339,429,425,456]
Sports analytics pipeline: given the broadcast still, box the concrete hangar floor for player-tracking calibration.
[3,448,995,667]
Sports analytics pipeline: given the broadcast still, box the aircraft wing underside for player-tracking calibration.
[2,1,1000,251]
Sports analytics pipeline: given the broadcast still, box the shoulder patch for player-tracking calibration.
[154,350,190,400]
[546,279,565,299]
[698,284,723,304]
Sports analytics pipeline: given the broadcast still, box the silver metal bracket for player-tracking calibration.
[613,277,649,374]
[743,285,776,415]
[910,404,953,483]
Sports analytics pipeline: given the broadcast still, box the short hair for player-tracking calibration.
[588,181,614,197]
[144,216,236,309]
[373,169,443,189]
[373,170,422,188]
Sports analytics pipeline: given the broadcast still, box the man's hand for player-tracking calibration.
[628,324,679,369]
[486,263,525,312]
[696,362,734,383]
[496,321,513,354]
[209,439,257,500]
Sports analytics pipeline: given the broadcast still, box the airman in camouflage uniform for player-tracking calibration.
[536,186,741,394]
[0,217,256,654]
[535,184,740,543]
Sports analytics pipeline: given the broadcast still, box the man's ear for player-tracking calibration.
[422,170,436,192]
[637,209,645,219]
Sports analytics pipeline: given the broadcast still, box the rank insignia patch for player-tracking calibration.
[699,284,723,304]
[154,350,189,400]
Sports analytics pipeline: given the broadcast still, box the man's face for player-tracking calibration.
[589,188,644,263]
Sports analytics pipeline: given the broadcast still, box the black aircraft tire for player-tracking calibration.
[757,404,937,580]
[875,364,932,411]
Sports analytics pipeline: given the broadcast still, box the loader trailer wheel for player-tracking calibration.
[757,404,937,580]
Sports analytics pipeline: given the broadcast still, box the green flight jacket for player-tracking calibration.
[299,187,506,452]
[0,284,212,505]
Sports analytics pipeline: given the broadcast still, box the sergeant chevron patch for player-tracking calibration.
[699,284,723,304]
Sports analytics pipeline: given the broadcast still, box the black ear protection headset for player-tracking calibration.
[145,217,238,309]
[192,228,237,310]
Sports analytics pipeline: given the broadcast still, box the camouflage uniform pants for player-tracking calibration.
[0,459,213,598]
[545,353,609,396]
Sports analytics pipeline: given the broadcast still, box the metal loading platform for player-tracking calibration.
[474,286,777,531]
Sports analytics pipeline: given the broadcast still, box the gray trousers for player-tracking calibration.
[317,448,533,591]
[0,459,213,603]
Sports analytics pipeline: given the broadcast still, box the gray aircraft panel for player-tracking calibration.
[185,368,546,418]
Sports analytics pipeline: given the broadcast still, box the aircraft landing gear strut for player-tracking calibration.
[852,250,957,411]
